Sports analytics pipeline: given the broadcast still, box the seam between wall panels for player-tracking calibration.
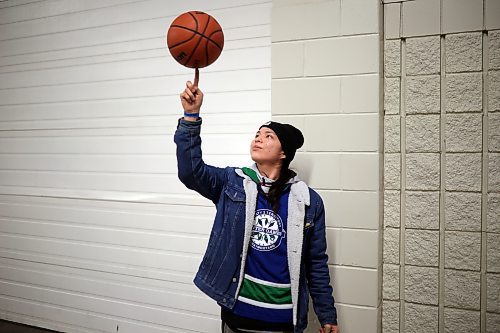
[439,34,445,333]
[480,30,489,333]
[399,36,406,333]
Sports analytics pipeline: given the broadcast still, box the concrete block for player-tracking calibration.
[406,191,440,229]
[340,229,378,268]
[405,303,438,333]
[406,75,440,114]
[486,0,500,29]
[271,0,340,42]
[383,264,400,300]
[385,39,401,78]
[384,190,401,228]
[489,71,500,112]
[304,35,379,76]
[341,74,379,113]
[385,153,401,190]
[384,3,401,39]
[445,231,481,271]
[383,300,400,333]
[486,313,500,333]
[444,269,481,310]
[444,308,480,333]
[406,114,440,153]
[272,77,341,115]
[445,192,482,232]
[487,193,500,233]
[446,153,482,192]
[291,152,341,189]
[488,154,500,192]
[405,229,439,267]
[385,115,401,153]
[490,31,500,70]
[442,0,483,34]
[487,233,500,273]
[446,113,483,153]
[304,114,378,152]
[487,273,500,313]
[406,153,440,191]
[446,32,482,73]
[446,73,483,113]
[402,0,440,38]
[385,78,400,114]
[490,113,500,152]
[319,190,379,230]
[384,227,400,264]
[272,42,304,78]
[340,153,379,191]
[330,266,378,307]
[405,266,439,305]
[336,303,378,333]
[406,36,440,75]
[341,0,378,35]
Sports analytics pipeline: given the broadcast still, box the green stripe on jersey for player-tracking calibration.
[239,277,292,305]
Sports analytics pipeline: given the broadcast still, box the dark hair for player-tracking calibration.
[267,161,296,213]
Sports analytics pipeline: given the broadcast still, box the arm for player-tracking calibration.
[174,76,226,203]
[305,196,338,331]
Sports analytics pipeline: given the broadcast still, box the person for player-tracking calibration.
[174,75,338,333]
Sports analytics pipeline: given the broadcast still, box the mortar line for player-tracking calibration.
[399,36,406,333]
[480,30,489,333]
[439,34,446,333]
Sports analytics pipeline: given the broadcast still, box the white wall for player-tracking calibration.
[0,1,271,332]
[271,1,381,333]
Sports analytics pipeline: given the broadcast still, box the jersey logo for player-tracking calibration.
[251,209,286,251]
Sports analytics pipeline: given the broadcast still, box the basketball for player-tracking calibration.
[167,11,224,69]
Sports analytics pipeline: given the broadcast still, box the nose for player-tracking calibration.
[254,135,262,143]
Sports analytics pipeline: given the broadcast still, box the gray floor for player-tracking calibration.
[0,320,59,333]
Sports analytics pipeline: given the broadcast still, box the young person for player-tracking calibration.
[174,78,338,333]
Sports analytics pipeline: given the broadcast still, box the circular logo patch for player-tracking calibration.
[251,209,286,251]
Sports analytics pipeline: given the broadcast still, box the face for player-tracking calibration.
[250,127,286,165]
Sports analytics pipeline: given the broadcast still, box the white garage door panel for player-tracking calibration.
[0,234,201,273]
[0,90,270,121]
[0,46,270,89]
[0,2,271,57]
[0,1,270,331]
[0,69,270,105]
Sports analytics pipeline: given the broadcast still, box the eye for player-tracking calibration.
[266,134,272,138]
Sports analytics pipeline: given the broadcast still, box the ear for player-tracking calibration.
[280,151,286,160]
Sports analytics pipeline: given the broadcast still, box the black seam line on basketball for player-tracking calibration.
[170,25,223,51]
[181,11,202,67]
[183,12,210,66]
[168,31,198,50]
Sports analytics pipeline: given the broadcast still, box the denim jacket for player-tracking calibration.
[174,118,337,332]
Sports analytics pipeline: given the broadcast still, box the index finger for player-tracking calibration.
[194,68,199,87]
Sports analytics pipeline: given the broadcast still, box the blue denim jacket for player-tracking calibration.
[174,118,337,332]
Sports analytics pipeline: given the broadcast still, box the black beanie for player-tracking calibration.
[259,121,304,164]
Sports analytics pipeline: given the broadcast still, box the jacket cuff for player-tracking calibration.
[177,117,203,130]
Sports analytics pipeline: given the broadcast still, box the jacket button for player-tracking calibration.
[222,298,226,303]
[232,278,237,282]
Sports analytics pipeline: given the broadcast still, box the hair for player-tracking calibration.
[267,160,296,213]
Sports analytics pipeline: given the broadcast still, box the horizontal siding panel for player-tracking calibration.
[0,264,216,315]
[0,46,270,88]
[0,233,201,273]
[0,90,270,121]
[0,68,270,105]
[0,282,219,332]
[0,1,269,41]
[0,32,270,72]
[0,218,208,254]
[0,2,271,57]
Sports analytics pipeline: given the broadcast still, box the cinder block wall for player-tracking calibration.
[383,0,500,332]
[271,1,381,332]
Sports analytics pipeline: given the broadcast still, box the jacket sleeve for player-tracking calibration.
[305,195,338,326]
[174,118,226,203]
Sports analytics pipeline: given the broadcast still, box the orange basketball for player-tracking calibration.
[167,11,224,69]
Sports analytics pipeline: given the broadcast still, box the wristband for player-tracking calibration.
[184,111,200,118]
